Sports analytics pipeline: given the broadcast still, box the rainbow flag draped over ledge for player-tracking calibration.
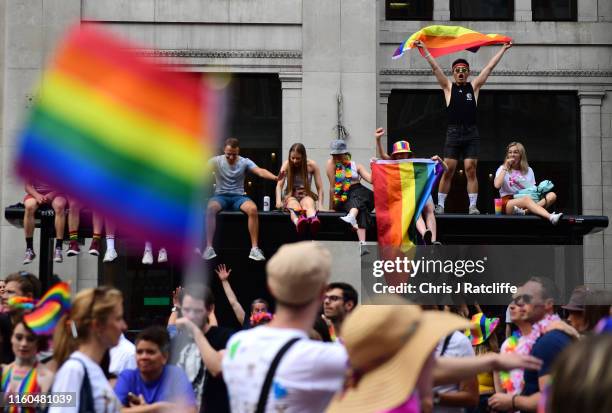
[393,25,512,59]
[15,26,219,253]
[372,159,441,251]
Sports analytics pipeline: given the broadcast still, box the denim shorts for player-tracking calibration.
[209,193,251,211]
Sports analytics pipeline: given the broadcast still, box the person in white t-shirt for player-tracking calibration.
[49,287,126,413]
[493,141,561,224]
[222,241,348,413]
[109,333,136,378]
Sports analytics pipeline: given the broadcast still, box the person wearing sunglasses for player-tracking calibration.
[414,40,512,215]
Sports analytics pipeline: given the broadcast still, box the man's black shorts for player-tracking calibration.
[444,124,480,160]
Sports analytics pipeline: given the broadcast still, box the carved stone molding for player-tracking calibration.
[578,91,605,107]
[380,69,612,77]
[139,49,302,59]
[279,72,303,89]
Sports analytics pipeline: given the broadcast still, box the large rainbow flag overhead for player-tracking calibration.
[393,25,512,59]
[372,159,441,251]
[15,26,219,253]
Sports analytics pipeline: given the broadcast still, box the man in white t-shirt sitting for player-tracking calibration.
[222,241,348,413]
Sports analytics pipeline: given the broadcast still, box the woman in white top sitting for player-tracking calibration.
[326,139,374,246]
[276,143,325,236]
[49,287,127,413]
[493,141,562,225]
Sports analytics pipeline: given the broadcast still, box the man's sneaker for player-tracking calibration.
[468,205,480,215]
[434,205,444,214]
[158,248,168,263]
[340,214,358,230]
[142,249,154,265]
[249,247,266,261]
[53,247,63,263]
[549,212,563,225]
[423,229,433,245]
[88,239,100,256]
[512,206,526,216]
[103,248,118,263]
[202,246,217,260]
[23,248,36,265]
[67,240,80,257]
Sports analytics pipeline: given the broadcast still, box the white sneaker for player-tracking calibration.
[249,247,266,261]
[512,206,526,216]
[340,214,358,230]
[549,212,563,225]
[103,248,118,263]
[202,246,217,260]
[53,247,63,263]
[468,205,480,215]
[158,248,168,263]
[434,204,444,214]
[142,249,154,265]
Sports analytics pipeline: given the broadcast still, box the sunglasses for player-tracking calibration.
[453,67,469,74]
[511,294,534,306]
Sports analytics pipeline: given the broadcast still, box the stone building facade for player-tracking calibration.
[1,0,611,291]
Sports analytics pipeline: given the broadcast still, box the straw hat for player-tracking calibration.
[391,140,412,156]
[326,297,470,413]
[266,241,331,306]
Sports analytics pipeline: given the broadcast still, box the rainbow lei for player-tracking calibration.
[334,160,352,205]
[499,330,521,393]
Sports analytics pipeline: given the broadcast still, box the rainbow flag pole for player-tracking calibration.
[15,25,220,255]
[372,159,441,251]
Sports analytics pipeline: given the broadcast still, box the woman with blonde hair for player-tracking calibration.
[493,142,562,224]
[276,143,325,236]
[49,286,126,413]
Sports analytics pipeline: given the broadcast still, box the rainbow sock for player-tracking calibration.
[69,231,78,241]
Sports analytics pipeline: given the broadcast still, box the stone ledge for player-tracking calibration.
[138,49,302,59]
[380,69,612,77]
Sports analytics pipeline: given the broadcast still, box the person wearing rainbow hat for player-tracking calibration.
[375,128,447,245]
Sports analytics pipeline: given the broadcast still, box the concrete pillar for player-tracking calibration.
[578,0,598,22]
[515,0,532,22]
[378,90,391,153]
[279,71,303,158]
[433,0,450,21]
[579,91,606,288]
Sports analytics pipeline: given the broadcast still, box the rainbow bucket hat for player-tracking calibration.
[465,312,499,346]
[391,140,412,156]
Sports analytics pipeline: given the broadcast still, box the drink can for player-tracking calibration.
[263,196,271,211]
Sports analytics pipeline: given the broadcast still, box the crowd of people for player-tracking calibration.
[1,242,611,413]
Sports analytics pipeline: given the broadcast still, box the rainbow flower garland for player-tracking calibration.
[334,159,352,205]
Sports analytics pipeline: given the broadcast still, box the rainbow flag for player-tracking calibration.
[372,159,441,251]
[15,25,219,253]
[465,312,500,346]
[393,25,512,59]
[7,296,35,310]
[23,282,72,335]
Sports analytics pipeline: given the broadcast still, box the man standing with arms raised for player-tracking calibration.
[415,40,512,214]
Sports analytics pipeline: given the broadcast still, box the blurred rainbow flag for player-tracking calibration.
[372,160,441,251]
[15,25,219,253]
[393,25,512,59]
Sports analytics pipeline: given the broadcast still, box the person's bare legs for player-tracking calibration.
[437,158,457,212]
[240,200,259,248]
[205,200,222,248]
[285,197,301,226]
[506,197,551,219]
[68,198,81,236]
[416,216,427,237]
[24,198,38,240]
[422,201,437,242]
[52,196,67,240]
[537,192,557,209]
[300,196,316,217]
[465,158,479,213]
[356,228,366,242]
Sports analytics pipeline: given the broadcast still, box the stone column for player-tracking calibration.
[279,72,303,157]
[579,91,605,288]
[515,0,532,22]
[378,90,391,153]
[433,0,450,21]
[578,0,598,22]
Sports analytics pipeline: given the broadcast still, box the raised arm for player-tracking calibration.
[215,264,246,325]
[325,158,336,210]
[310,160,325,211]
[175,317,225,377]
[375,128,391,160]
[275,161,288,209]
[472,43,512,93]
[494,157,513,189]
[414,40,451,94]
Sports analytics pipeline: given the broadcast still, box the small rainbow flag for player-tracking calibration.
[372,159,441,251]
[393,25,512,59]
[7,296,35,310]
[36,281,71,310]
[23,282,71,336]
[15,25,219,253]
[465,312,500,346]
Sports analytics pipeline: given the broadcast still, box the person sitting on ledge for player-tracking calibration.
[276,143,324,237]
[375,127,446,245]
[493,141,562,225]
[326,139,374,251]
[202,137,282,262]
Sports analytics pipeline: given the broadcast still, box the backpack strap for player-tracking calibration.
[69,357,96,413]
[440,333,453,356]
[255,337,301,413]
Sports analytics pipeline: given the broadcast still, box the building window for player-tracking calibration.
[385,0,433,20]
[450,0,514,21]
[387,90,580,214]
[532,0,577,21]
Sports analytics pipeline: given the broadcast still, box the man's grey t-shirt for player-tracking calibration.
[209,155,258,195]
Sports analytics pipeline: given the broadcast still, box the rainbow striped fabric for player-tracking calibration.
[16,25,218,252]
[24,282,71,335]
[393,25,512,59]
[465,312,500,346]
[372,159,441,251]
